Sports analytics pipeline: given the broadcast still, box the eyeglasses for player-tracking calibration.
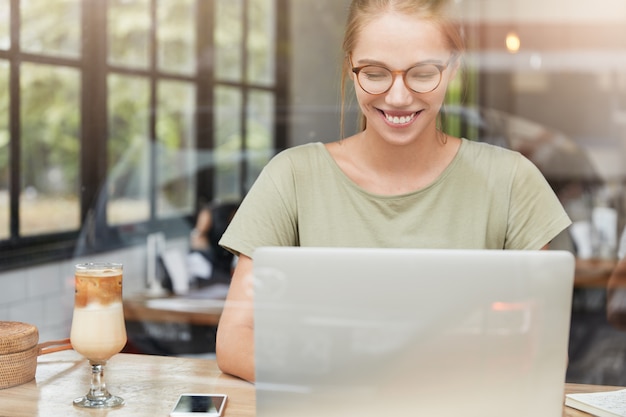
[351,59,449,95]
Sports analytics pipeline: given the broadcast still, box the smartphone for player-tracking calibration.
[169,393,228,417]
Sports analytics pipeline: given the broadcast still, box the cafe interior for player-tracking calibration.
[1,0,626,415]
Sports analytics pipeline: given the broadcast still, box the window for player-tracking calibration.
[0,0,287,269]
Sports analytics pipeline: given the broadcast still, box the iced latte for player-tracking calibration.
[70,264,127,363]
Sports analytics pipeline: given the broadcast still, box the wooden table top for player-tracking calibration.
[0,350,621,417]
[575,258,617,288]
[0,350,252,417]
[123,294,224,326]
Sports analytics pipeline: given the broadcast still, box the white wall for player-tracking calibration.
[0,237,188,342]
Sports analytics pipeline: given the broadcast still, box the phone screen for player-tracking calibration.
[170,394,227,416]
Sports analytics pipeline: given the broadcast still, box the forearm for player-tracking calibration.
[216,313,255,382]
[215,255,256,382]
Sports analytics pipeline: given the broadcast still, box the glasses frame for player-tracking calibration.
[350,58,449,95]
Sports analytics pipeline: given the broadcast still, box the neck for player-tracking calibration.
[357,129,449,175]
[328,127,461,195]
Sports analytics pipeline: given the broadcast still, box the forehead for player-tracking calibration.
[351,12,449,64]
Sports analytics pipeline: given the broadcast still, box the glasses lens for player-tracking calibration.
[406,64,443,93]
[357,66,392,94]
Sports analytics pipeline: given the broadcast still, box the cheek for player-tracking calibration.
[424,81,451,110]
[437,73,455,98]
[351,73,374,109]
[358,96,382,121]
[433,88,449,105]
[353,86,372,112]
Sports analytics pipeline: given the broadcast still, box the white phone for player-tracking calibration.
[169,393,228,417]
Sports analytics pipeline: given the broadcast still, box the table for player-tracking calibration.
[575,258,617,288]
[0,350,620,417]
[123,294,225,355]
[123,295,224,326]
[0,350,252,417]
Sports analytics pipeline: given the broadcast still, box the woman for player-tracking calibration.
[188,201,240,286]
[215,0,571,382]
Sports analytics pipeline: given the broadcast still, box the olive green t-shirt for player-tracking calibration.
[219,140,571,258]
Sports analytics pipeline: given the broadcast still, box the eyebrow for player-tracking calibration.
[354,57,448,67]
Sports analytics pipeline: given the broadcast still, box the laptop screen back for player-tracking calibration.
[253,247,575,417]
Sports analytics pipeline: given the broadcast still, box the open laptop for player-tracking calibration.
[253,247,575,417]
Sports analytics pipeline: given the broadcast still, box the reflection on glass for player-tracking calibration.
[20,63,80,236]
[215,0,243,82]
[21,0,81,58]
[157,0,196,75]
[108,0,150,69]
[0,61,7,239]
[214,86,242,200]
[0,0,9,50]
[156,80,196,218]
[443,67,468,139]
[246,90,274,189]
[247,0,276,86]
[107,74,150,225]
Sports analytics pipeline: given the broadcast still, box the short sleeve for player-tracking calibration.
[505,155,571,249]
[218,150,300,258]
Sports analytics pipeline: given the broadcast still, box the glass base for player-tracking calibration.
[73,394,125,408]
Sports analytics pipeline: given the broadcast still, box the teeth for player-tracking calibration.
[385,113,415,124]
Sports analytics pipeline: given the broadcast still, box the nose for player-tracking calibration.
[385,73,413,106]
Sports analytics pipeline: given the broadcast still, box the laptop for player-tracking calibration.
[252,247,575,417]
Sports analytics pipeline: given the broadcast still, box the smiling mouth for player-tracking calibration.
[382,111,419,125]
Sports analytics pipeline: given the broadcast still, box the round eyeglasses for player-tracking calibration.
[352,62,448,95]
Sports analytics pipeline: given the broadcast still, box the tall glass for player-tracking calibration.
[70,262,127,408]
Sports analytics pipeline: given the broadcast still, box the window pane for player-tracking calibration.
[0,0,9,50]
[107,74,150,225]
[215,0,243,82]
[214,86,242,199]
[156,80,196,218]
[247,0,276,85]
[157,0,196,75]
[20,63,80,236]
[21,0,81,58]
[0,61,8,239]
[108,0,150,69]
[246,90,274,189]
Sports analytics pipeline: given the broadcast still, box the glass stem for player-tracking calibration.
[87,361,111,401]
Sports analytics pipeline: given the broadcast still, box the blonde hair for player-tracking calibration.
[339,0,465,137]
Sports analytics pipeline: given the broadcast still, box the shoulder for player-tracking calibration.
[460,139,521,160]
[453,139,547,190]
[458,139,530,172]
[263,142,330,176]
[272,142,325,162]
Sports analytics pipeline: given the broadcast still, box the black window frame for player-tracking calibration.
[0,0,289,271]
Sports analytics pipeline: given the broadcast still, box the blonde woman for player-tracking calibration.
[216,0,571,382]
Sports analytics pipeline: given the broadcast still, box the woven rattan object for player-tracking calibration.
[0,321,39,389]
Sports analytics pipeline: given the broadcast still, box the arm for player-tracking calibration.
[190,208,212,250]
[215,254,255,382]
[506,155,571,250]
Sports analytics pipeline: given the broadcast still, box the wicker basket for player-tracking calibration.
[0,321,72,390]
[0,321,39,389]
